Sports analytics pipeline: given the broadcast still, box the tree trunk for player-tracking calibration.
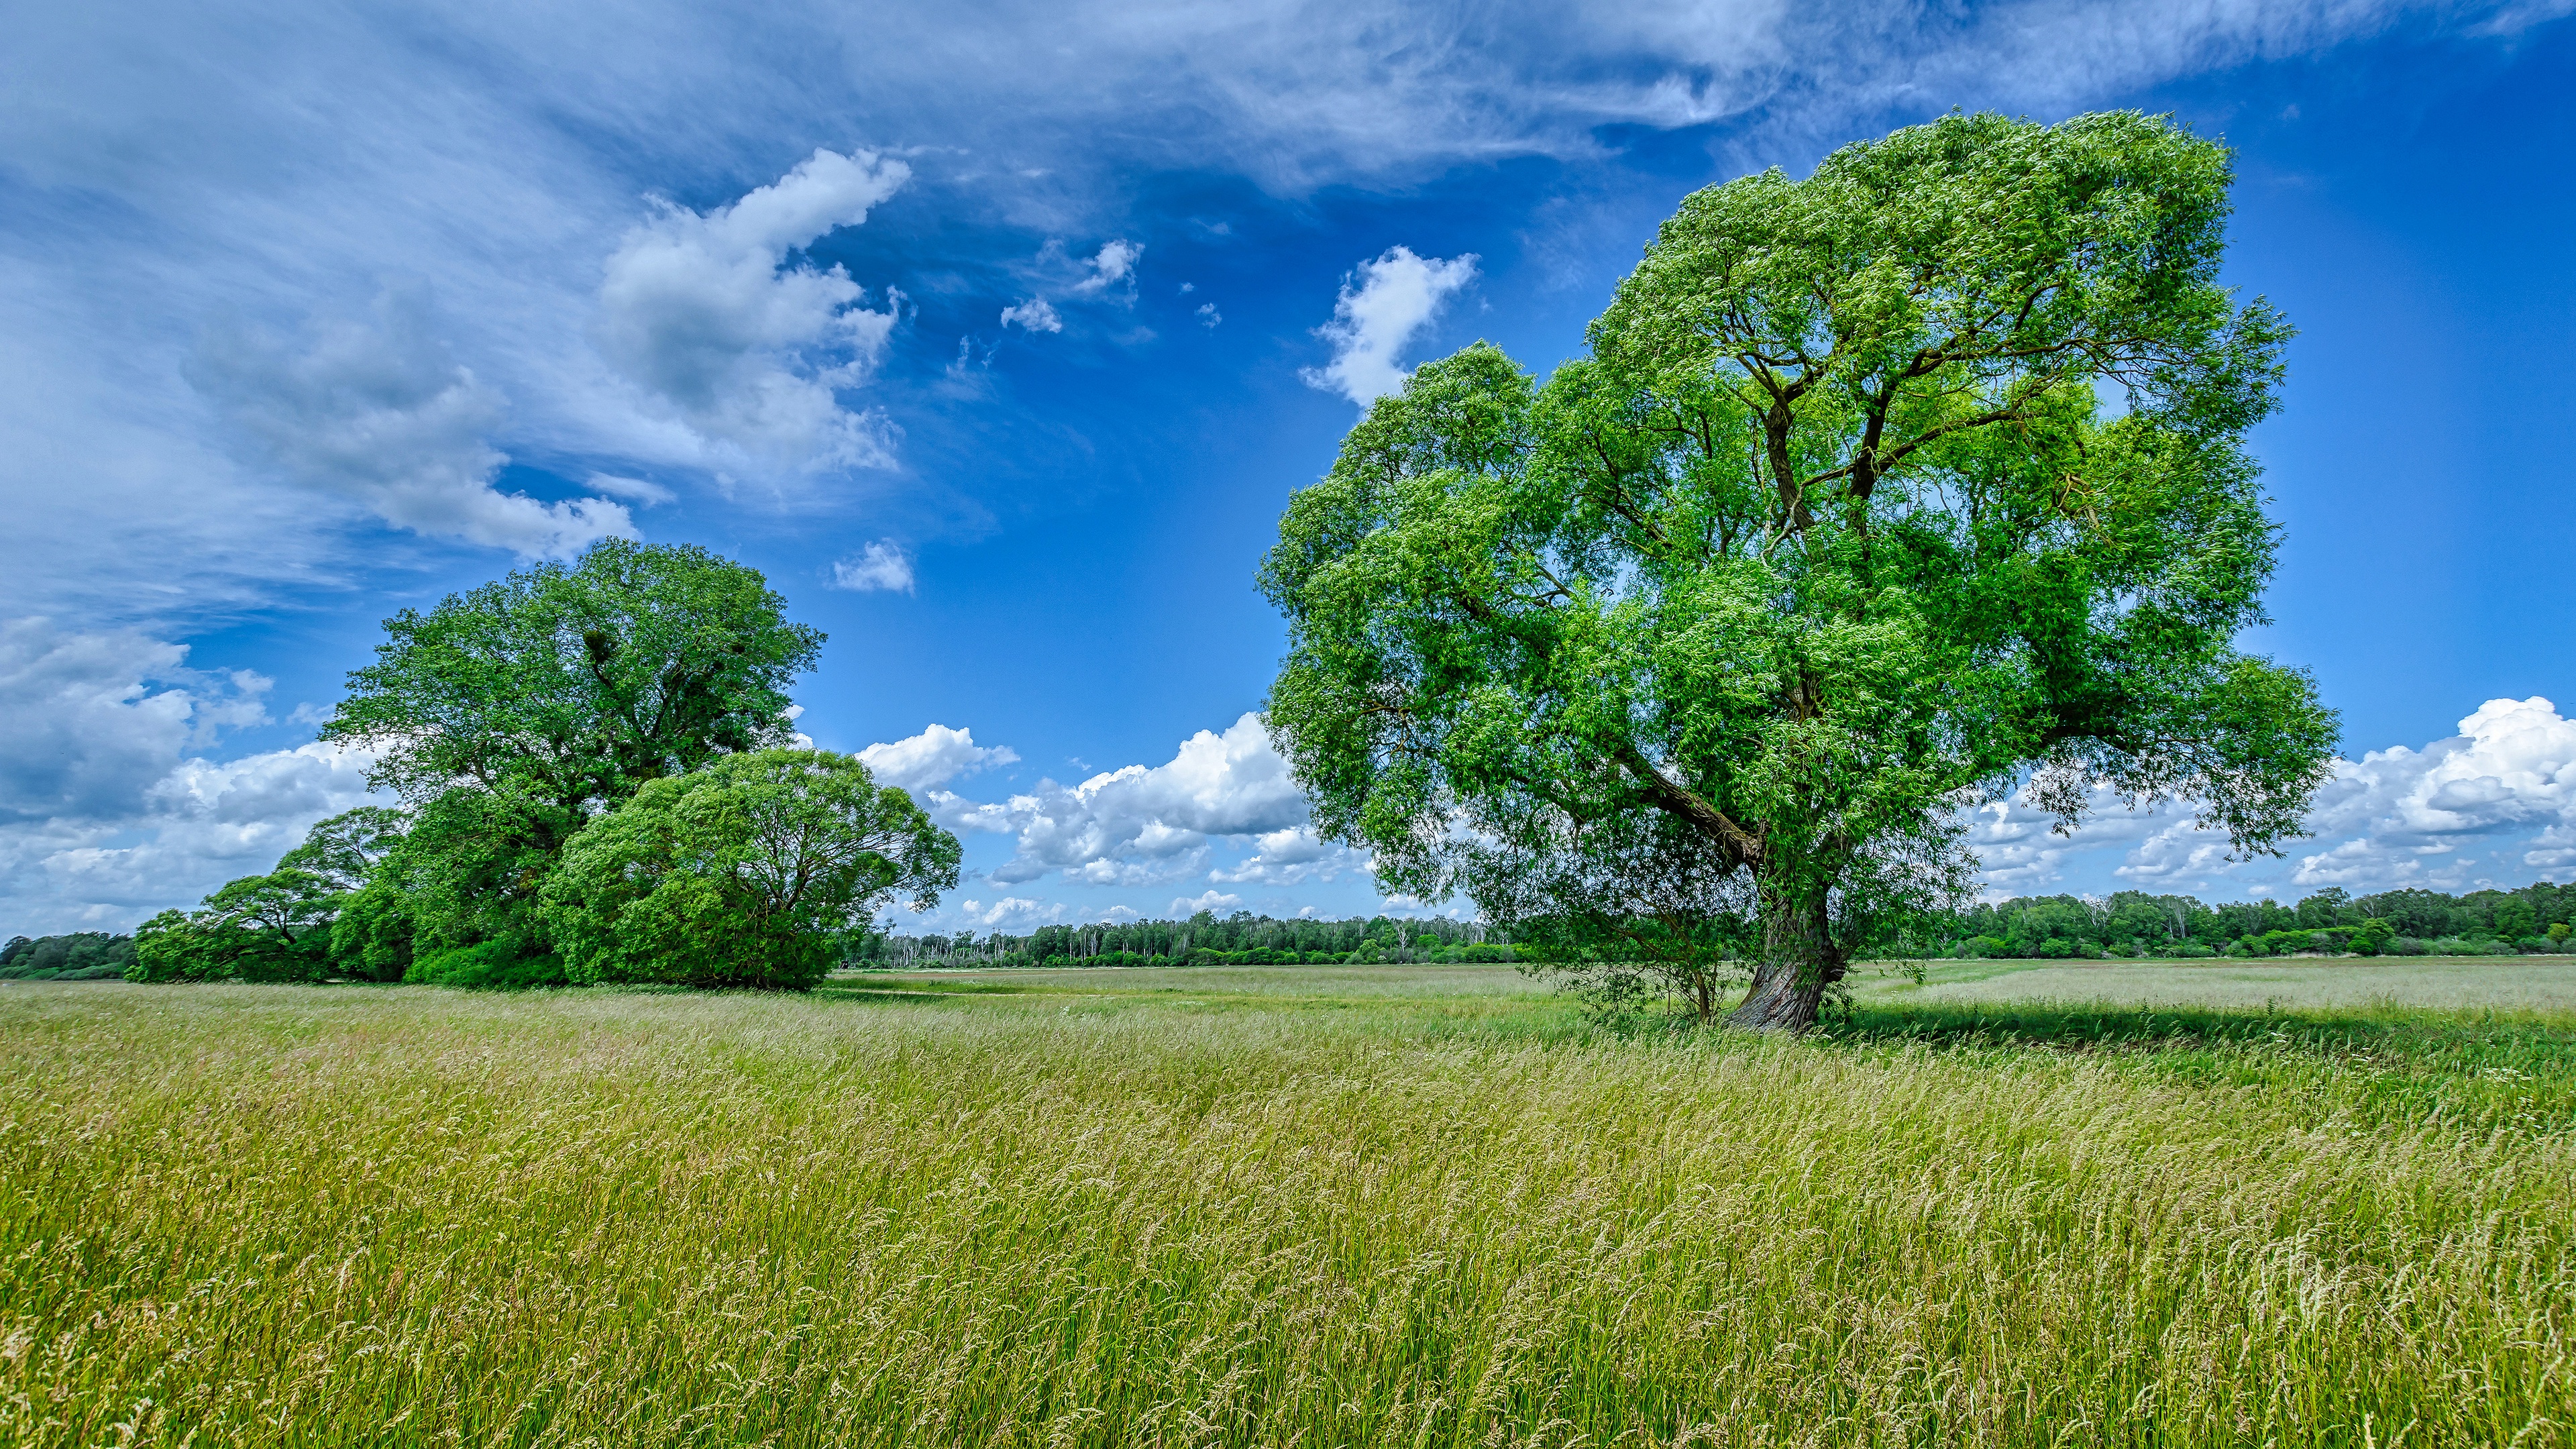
[1728,888,1845,1032]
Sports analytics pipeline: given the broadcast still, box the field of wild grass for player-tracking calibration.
[3,962,2573,1446]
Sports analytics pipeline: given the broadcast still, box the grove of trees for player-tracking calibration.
[1948,883,2576,960]
[1260,110,2336,1029]
[125,541,959,991]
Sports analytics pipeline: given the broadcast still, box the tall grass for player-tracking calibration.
[2,972,2571,1446]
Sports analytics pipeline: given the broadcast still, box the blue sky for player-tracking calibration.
[5,0,2575,936]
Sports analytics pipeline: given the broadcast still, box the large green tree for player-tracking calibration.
[318,539,824,950]
[1260,111,2337,1030]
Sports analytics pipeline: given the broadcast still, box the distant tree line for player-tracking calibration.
[855,912,1521,970]
[0,932,138,981]
[19,878,2571,993]
[855,882,2576,977]
[1940,883,2574,960]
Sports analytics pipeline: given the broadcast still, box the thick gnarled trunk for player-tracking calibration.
[1728,888,1844,1032]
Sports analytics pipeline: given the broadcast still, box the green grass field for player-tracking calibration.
[3,961,2572,1446]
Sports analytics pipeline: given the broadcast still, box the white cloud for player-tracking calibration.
[932,713,1309,887]
[858,722,1019,792]
[1000,297,1063,333]
[956,896,1068,930]
[1299,246,1479,406]
[2274,696,2576,892]
[1195,302,1222,327]
[830,540,918,594]
[189,291,635,557]
[1171,889,1243,916]
[594,148,909,476]
[1208,825,1364,885]
[1067,239,1143,297]
[1,618,269,826]
[1982,696,2576,899]
[586,472,676,506]
[0,619,386,934]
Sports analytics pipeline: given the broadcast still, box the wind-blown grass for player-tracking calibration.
[2,965,2571,1446]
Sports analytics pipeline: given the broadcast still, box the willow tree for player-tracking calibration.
[1260,111,2337,1030]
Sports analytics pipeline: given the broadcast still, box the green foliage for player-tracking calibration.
[313,540,825,949]
[542,749,960,990]
[870,912,1518,969]
[321,539,823,815]
[402,941,569,989]
[325,881,417,982]
[1943,883,2572,960]
[0,932,136,981]
[126,870,339,983]
[277,805,409,891]
[1260,111,2336,1029]
[370,784,565,956]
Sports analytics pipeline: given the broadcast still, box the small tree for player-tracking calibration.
[540,749,960,989]
[128,869,339,982]
[1260,111,2337,1032]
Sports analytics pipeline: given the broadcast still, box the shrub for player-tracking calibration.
[542,749,960,991]
[404,941,569,989]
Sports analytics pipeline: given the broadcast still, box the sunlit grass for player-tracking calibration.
[1860,953,2576,1014]
[3,965,2571,1445]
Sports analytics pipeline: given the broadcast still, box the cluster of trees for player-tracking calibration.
[1945,884,2576,960]
[859,912,1522,969]
[128,541,961,992]
[1256,110,2338,1030]
[0,932,137,981]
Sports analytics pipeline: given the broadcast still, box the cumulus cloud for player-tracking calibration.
[930,713,1309,887]
[1195,303,1222,327]
[0,619,384,933]
[1000,297,1063,333]
[955,896,1069,930]
[830,540,918,594]
[189,292,634,557]
[594,148,909,476]
[2277,696,2576,891]
[1170,889,1243,916]
[1,618,270,826]
[1207,825,1364,886]
[1299,246,1479,406]
[858,722,1019,792]
[1980,696,2576,899]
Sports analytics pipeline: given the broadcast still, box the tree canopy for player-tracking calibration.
[541,748,960,989]
[321,538,822,827]
[1260,111,2338,1030]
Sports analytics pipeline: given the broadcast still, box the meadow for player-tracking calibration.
[2,960,2571,1446]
